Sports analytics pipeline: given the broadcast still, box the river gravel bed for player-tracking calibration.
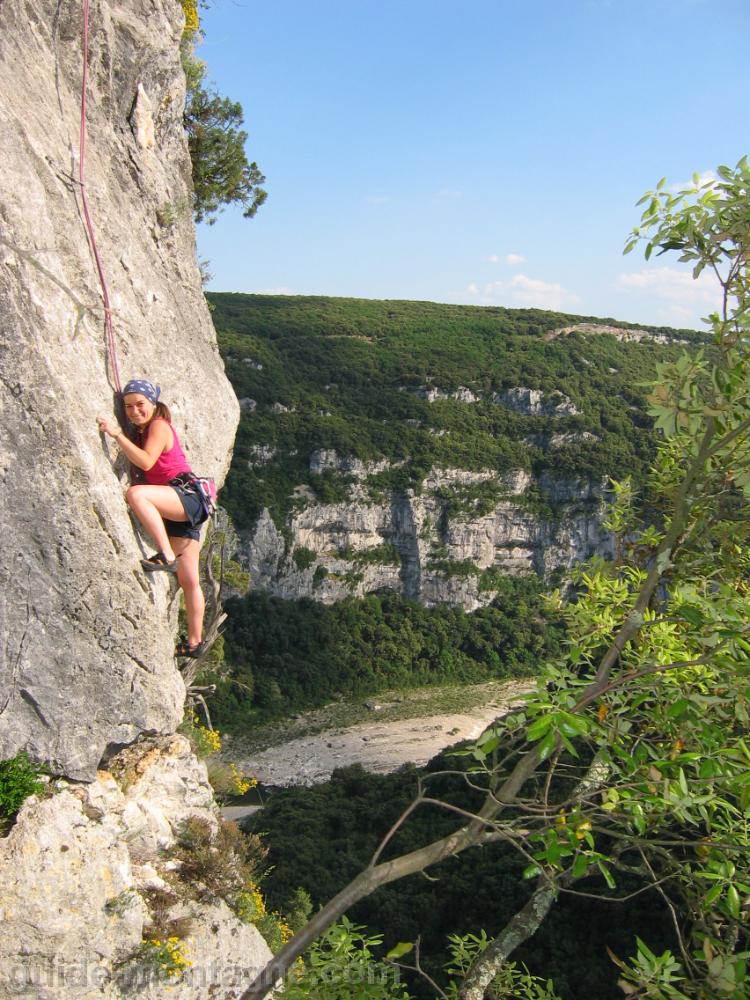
[228,679,531,787]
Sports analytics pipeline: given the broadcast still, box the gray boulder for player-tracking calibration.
[0,736,273,999]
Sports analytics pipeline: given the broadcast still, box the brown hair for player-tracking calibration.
[152,401,172,424]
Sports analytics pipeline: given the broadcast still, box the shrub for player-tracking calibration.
[204,758,257,801]
[180,0,199,35]
[142,887,193,941]
[293,546,317,571]
[281,917,410,999]
[174,815,268,903]
[179,715,221,757]
[425,557,481,578]
[0,752,46,833]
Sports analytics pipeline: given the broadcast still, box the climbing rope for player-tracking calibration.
[79,0,122,394]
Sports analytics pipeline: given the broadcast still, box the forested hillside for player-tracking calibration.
[210,294,700,531]
[206,295,702,726]
[213,578,563,723]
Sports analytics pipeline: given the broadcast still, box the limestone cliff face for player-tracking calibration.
[0,736,272,998]
[0,0,238,779]
[0,4,268,991]
[244,460,613,612]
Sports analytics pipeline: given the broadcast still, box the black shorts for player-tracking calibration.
[165,483,206,542]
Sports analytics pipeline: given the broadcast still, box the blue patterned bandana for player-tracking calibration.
[122,379,161,404]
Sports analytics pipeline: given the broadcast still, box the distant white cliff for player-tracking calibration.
[243,456,613,612]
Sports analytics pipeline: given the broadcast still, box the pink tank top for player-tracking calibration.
[142,419,192,485]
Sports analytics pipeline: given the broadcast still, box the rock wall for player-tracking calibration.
[244,462,613,612]
[0,736,272,998]
[0,0,239,779]
[547,321,689,345]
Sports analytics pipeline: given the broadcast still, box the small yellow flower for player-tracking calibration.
[278,919,294,944]
[575,820,592,841]
[180,0,199,34]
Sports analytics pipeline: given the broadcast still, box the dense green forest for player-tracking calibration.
[209,578,564,727]
[210,293,701,531]
[247,759,675,1000]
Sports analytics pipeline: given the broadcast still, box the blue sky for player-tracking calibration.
[196,0,749,330]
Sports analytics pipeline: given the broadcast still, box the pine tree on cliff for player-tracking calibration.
[180,2,266,225]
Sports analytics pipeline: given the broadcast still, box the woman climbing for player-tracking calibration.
[97,378,207,657]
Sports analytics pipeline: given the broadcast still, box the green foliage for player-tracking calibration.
[155,197,190,229]
[281,917,410,1000]
[609,939,691,999]
[136,937,192,982]
[337,543,402,566]
[293,546,317,571]
[210,581,564,726]
[0,752,46,833]
[248,762,674,1000]
[182,45,266,225]
[444,932,562,999]
[284,887,314,935]
[210,293,700,531]
[433,480,506,520]
[424,556,480,578]
[205,508,251,594]
[179,714,222,757]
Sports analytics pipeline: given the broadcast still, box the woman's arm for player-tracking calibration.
[96,416,172,471]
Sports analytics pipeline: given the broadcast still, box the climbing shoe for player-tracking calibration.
[141,552,179,574]
[175,639,207,658]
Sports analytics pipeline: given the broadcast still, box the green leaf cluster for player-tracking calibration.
[0,753,46,834]
[281,917,410,1000]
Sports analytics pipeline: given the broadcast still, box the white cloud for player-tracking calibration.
[467,282,480,294]
[616,266,721,306]
[505,274,580,309]
[667,169,716,193]
[473,273,580,310]
[257,286,296,295]
[485,252,525,265]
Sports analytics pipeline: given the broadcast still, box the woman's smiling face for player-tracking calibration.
[123,392,155,426]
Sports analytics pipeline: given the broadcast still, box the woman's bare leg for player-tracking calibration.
[172,537,204,647]
[126,485,187,562]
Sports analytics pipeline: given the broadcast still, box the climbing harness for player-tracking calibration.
[79,0,122,393]
[170,472,218,522]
